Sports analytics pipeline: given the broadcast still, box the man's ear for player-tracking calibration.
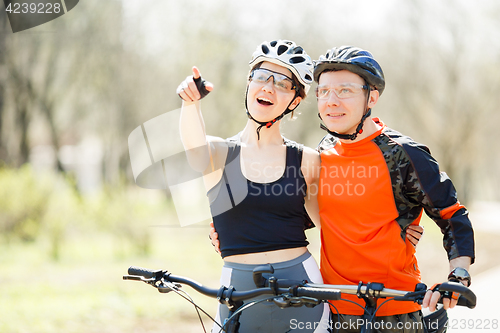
[368,90,379,108]
[289,96,302,111]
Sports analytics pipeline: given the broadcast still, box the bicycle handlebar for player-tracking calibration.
[125,266,342,304]
[124,266,476,309]
[306,281,476,309]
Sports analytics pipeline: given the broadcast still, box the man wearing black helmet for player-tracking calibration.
[314,46,475,332]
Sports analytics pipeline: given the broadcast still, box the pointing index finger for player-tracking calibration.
[192,66,201,79]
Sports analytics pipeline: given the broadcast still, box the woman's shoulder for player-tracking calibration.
[301,146,320,184]
[206,134,240,151]
[206,135,228,144]
[281,138,320,183]
[302,146,320,167]
[281,136,319,161]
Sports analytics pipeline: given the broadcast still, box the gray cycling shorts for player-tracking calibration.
[211,251,331,333]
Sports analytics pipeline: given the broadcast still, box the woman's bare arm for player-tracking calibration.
[178,66,215,173]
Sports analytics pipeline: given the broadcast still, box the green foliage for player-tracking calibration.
[40,173,81,260]
[82,186,170,258]
[0,165,172,260]
[0,165,83,259]
[0,165,54,242]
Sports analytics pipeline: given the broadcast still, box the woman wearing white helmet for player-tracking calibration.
[178,40,330,332]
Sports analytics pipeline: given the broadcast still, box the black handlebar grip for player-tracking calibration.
[128,266,155,279]
[439,281,477,309]
[296,287,342,301]
[194,76,211,100]
[456,295,475,308]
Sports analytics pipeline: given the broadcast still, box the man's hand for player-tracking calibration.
[209,221,221,255]
[406,224,424,247]
[177,66,213,102]
[422,282,463,312]
[422,257,472,312]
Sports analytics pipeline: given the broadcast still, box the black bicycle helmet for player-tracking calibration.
[313,46,385,95]
[314,46,385,141]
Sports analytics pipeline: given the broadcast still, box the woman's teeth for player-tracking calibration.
[257,98,273,105]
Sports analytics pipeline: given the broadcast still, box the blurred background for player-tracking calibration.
[1,0,499,332]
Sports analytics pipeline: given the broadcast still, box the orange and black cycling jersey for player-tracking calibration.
[317,118,475,316]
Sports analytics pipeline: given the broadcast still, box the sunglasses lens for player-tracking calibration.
[251,69,294,92]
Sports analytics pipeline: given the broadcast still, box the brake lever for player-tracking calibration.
[123,275,155,283]
[123,274,168,291]
[158,280,182,294]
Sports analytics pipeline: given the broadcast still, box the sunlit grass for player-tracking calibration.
[0,166,224,332]
[0,225,224,333]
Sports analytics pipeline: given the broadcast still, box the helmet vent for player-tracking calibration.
[270,40,278,47]
[277,45,288,55]
[261,44,269,54]
[290,56,305,64]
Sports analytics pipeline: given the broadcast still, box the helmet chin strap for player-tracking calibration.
[244,86,299,140]
[319,88,372,141]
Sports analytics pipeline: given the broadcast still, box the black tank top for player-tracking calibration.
[209,135,314,258]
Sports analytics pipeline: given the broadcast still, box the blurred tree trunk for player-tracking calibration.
[5,54,35,167]
[6,40,66,169]
[15,96,30,166]
[2,0,120,173]
[0,10,7,163]
[28,44,66,172]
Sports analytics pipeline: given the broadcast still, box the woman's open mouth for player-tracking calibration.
[257,97,274,106]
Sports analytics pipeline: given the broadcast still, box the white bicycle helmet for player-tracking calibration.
[249,40,313,96]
